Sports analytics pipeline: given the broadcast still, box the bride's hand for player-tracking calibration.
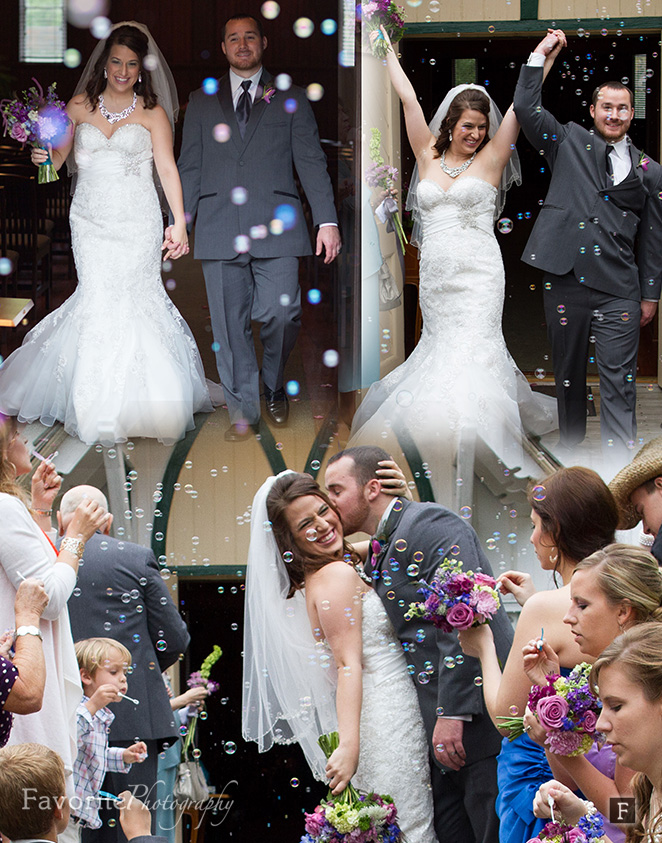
[30,144,50,166]
[377,458,412,500]
[369,24,392,50]
[325,744,359,795]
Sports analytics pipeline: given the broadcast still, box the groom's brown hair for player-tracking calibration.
[328,446,390,487]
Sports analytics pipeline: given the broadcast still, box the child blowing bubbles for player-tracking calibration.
[69,638,147,841]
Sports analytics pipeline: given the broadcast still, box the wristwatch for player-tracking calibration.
[15,625,43,640]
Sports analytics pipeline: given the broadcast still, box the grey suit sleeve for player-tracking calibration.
[637,167,662,300]
[290,90,338,228]
[142,550,190,670]
[177,92,204,230]
[513,64,570,164]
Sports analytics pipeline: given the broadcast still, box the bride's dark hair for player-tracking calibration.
[432,88,491,158]
[267,472,359,598]
[84,25,158,112]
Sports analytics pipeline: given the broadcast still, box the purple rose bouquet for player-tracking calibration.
[181,645,222,759]
[0,79,70,183]
[357,1,406,58]
[404,556,501,632]
[366,128,407,253]
[526,810,604,843]
[301,732,403,843]
[499,663,602,756]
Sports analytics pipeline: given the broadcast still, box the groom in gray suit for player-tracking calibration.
[514,30,662,457]
[177,13,340,440]
[325,446,514,843]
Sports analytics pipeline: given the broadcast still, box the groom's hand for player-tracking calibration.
[641,300,658,327]
[316,225,342,264]
[433,717,466,771]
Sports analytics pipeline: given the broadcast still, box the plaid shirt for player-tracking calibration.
[73,697,131,828]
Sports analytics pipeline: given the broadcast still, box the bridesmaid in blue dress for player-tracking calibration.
[457,467,618,843]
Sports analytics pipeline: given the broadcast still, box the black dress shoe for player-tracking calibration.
[224,423,253,442]
[263,387,289,425]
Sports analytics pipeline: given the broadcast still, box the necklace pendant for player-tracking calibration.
[439,149,477,178]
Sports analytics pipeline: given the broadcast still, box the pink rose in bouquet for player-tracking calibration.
[536,695,569,730]
[581,710,598,733]
[446,603,475,630]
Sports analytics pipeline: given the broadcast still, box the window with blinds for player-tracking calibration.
[20,0,65,63]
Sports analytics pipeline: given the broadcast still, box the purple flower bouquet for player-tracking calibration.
[500,663,602,756]
[526,810,604,843]
[404,556,501,631]
[1,79,70,183]
[358,1,406,58]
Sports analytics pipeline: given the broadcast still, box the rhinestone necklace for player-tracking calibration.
[439,149,477,178]
[99,91,137,124]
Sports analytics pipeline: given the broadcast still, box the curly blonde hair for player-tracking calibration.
[0,416,29,505]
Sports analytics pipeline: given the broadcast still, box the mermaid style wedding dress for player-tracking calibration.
[351,177,556,496]
[338,588,437,843]
[0,123,212,445]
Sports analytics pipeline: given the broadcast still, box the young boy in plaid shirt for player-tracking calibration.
[67,637,147,842]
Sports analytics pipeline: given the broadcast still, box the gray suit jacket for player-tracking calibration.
[514,64,662,300]
[177,69,338,260]
[67,533,190,744]
[367,499,514,767]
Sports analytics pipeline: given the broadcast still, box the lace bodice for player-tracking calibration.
[417,176,497,236]
[74,122,155,182]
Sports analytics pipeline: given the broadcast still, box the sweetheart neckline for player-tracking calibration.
[77,122,150,142]
[419,176,498,194]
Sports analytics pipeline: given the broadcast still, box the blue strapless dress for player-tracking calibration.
[496,732,553,843]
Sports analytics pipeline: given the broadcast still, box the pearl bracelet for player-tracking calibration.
[60,537,85,560]
[582,800,598,817]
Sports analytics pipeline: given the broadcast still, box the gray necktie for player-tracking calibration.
[606,145,615,182]
[236,79,252,138]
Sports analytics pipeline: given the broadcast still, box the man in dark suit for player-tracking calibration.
[61,486,190,843]
[514,29,662,458]
[176,13,341,440]
[325,446,514,843]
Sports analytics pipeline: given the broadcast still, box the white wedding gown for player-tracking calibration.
[351,176,556,491]
[342,588,437,843]
[0,122,212,445]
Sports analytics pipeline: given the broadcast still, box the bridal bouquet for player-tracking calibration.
[404,557,501,632]
[301,732,403,843]
[358,1,406,57]
[499,663,602,756]
[0,79,70,183]
[366,128,407,254]
[526,812,605,843]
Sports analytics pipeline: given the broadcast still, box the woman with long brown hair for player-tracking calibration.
[0,22,212,445]
[242,471,437,843]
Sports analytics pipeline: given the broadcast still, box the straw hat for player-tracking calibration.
[609,436,662,530]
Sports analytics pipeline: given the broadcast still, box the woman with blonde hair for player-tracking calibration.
[533,623,662,843]
[0,417,108,794]
[523,544,662,842]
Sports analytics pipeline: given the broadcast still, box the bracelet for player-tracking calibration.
[577,801,604,841]
[60,537,85,560]
[33,509,52,516]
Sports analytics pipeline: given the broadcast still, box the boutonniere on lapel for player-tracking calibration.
[258,84,276,104]
[370,533,387,562]
[638,151,650,172]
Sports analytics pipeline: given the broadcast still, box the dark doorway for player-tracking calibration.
[399,31,661,377]
[178,578,326,840]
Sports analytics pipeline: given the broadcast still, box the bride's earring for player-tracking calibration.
[549,549,559,566]
[138,72,142,83]
[103,68,107,79]
[449,130,453,142]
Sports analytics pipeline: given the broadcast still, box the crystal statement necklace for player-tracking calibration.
[99,92,137,124]
[439,149,477,178]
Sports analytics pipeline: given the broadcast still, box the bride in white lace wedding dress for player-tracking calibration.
[243,473,438,843]
[0,23,212,445]
[351,29,562,494]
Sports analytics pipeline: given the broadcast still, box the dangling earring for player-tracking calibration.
[618,622,625,633]
[138,72,142,83]
[449,130,453,142]
[549,549,559,566]
[103,68,107,79]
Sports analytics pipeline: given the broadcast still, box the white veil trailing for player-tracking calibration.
[405,83,522,246]
[67,20,179,198]
[241,472,338,782]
